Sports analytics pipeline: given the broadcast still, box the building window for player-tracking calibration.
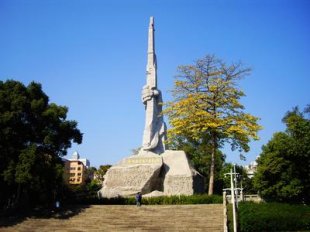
[70,173,75,177]
[77,173,82,176]
[70,167,76,170]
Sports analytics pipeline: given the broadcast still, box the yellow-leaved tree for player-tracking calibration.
[164,55,262,195]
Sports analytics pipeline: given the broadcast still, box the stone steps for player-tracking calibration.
[0,204,224,231]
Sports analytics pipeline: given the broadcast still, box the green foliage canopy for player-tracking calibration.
[254,105,310,203]
[95,165,111,184]
[0,80,83,209]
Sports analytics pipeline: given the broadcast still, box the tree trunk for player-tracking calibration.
[208,147,215,195]
[208,134,217,195]
[15,183,21,207]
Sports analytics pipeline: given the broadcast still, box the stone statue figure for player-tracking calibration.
[141,17,167,154]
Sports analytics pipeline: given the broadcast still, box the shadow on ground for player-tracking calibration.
[0,204,90,227]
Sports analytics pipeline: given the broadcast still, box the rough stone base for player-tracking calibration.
[99,150,204,198]
[99,152,162,198]
[162,150,204,195]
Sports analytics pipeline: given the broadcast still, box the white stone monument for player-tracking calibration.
[140,16,166,155]
[99,17,204,198]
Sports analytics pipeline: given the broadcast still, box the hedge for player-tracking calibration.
[66,194,222,205]
[237,202,310,232]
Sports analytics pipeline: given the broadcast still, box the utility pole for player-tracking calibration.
[240,178,244,201]
[234,164,239,208]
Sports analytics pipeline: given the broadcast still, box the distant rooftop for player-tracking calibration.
[71,151,80,160]
[69,151,90,168]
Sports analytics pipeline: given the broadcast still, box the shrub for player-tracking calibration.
[66,194,222,205]
[238,202,310,232]
[227,204,233,232]
[142,194,222,205]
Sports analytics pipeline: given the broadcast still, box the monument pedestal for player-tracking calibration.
[99,152,163,198]
[98,150,204,198]
[162,150,204,195]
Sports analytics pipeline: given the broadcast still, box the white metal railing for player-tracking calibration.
[225,194,262,203]
[223,191,228,232]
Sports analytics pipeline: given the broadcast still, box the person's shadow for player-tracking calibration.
[0,204,90,227]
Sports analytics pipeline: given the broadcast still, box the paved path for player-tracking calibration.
[0,204,223,232]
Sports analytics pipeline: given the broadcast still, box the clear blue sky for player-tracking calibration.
[1,0,309,168]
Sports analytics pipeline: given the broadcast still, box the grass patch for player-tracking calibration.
[237,202,310,232]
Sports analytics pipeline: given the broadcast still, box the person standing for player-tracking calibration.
[135,192,142,207]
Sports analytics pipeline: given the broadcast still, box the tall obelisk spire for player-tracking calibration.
[146,16,157,89]
[141,16,166,155]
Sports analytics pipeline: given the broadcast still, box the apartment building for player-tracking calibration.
[64,151,90,185]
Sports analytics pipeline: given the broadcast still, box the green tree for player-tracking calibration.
[164,55,261,195]
[85,166,97,183]
[254,105,310,203]
[0,80,82,208]
[95,165,111,184]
